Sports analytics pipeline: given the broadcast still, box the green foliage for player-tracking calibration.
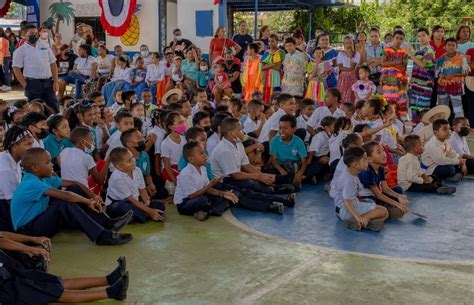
[42,17,56,30]
[5,2,26,19]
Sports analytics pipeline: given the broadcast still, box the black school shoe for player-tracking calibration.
[194,211,209,221]
[268,202,284,214]
[436,186,456,194]
[283,193,296,208]
[107,210,133,232]
[96,231,133,246]
[273,184,296,194]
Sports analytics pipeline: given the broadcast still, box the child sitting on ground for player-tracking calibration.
[416,105,450,144]
[43,115,72,170]
[174,141,239,221]
[161,111,186,187]
[60,127,109,188]
[307,88,346,135]
[296,98,315,143]
[178,127,214,180]
[243,99,266,138]
[398,135,456,194]
[120,128,160,198]
[340,102,355,119]
[306,116,336,184]
[11,148,132,245]
[106,147,165,223]
[268,115,309,191]
[330,147,388,231]
[0,231,130,302]
[421,119,466,181]
[449,117,474,174]
[358,141,409,220]
[104,110,135,158]
[351,100,367,126]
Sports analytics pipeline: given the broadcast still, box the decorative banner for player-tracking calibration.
[98,0,137,36]
[214,0,221,4]
[0,0,12,17]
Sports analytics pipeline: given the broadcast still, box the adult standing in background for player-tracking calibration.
[209,27,241,63]
[306,27,325,55]
[429,25,446,108]
[0,27,12,92]
[233,21,253,61]
[365,28,384,89]
[169,28,197,59]
[456,25,474,55]
[318,33,338,89]
[259,25,271,51]
[13,24,59,114]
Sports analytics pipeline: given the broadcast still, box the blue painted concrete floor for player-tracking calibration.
[232,179,474,262]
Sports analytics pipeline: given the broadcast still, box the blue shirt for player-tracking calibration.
[358,164,385,197]
[11,173,62,230]
[178,149,214,180]
[43,134,73,159]
[135,151,151,176]
[269,135,308,163]
[196,70,213,88]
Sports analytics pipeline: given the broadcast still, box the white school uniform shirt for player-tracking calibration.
[148,126,166,155]
[111,67,132,83]
[380,124,400,149]
[174,164,210,204]
[95,124,107,151]
[412,122,426,135]
[12,42,56,79]
[160,135,186,165]
[449,132,470,156]
[207,132,220,156]
[96,54,115,74]
[307,106,346,129]
[210,138,250,178]
[145,64,165,83]
[296,115,311,142]
[105,130,123,159]
[243,117,260,135]
[32,138,44,149]
[60,147,96,186]
[308,131,330,157]
[328,131,349,165]
[258,108,287,143]
[105,168,145,205]
[74,56,97,77]
[0,152,22,200]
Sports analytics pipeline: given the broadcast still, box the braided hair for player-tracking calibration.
[4,125,30,152]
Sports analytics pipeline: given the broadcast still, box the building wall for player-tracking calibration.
[177,0,220,55]
[39,0,160,52]
[166,0,178,46]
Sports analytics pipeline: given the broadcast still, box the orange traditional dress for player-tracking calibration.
[241,56,262,102]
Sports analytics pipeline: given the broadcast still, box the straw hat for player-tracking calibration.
[162,89,183,105]
[422,105,451,124]
[465,76,474,92]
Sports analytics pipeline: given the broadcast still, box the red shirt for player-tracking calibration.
[430,40,446,59]
[466,48,474,76]
[209,37,237,61]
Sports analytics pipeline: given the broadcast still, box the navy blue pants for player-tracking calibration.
[433,165,461,180]
[107,200,166,223]
[25,78,59,113]
[363,186,404,207]
[177,194,229,216]
[223,177,274,194]
[304,155,329,180]
[0,199,13,232]
[218,182,285,212]
[17,200,106,241]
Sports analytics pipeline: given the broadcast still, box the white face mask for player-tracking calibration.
[175,35,182,40]
[141,51,149,57]
[200,66,208,72]
[84,141,95,154]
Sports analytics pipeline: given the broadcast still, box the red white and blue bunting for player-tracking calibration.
[98,0,136,36]
[0,0,12,17]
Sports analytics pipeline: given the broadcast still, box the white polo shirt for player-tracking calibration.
[449,132,470,156]
[12,42,56,79]
[307,106,346,129]
[160,135,185,165]
[0,152,22,200]
[210,138,249,178]
[174,164,209,204]
[75,56,97,76]
[207,132,220,157]
[106,130,123,159]
[105,168,145,205]
[309,131,330,157]
[111,67,132,83]
[258,108,286,143]
[32,138,44,149]
[60,147,96,186]
[243,117,260,135]
[145,64,165,83]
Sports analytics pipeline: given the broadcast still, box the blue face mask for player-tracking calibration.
[84,141,95,154]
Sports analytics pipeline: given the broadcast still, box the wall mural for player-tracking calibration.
[42,0,75,36]
[99,0,141,46]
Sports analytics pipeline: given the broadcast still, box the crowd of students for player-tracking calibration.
[0,20,473,304]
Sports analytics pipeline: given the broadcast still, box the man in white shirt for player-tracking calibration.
[13,24,59,113]
[0,127,34,231]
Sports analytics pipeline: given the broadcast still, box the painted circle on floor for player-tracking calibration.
[231,179,474,262]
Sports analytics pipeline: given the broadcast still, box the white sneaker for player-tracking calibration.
[0,85,11,92]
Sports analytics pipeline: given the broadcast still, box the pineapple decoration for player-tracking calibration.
[98,0,137,37]
[120,5,141,46]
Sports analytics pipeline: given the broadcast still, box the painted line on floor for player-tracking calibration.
[234,254,323,305]
[222,211,474,266]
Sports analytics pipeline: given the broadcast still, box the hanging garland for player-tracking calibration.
[98,0,137,37]
[0,0,11,18]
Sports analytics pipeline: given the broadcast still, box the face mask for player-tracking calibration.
[136,140,146,152]
[28,34,39,44]
[141,51,149,57]
[37,128,49,140]
[200,66,208,72]
[40,32,48,40]
[175,123,187,135]
[85,143,95,154]
[226,60,234,65]
[203,126,212,134]
[459,127,470,137]
[175,35,182,40]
